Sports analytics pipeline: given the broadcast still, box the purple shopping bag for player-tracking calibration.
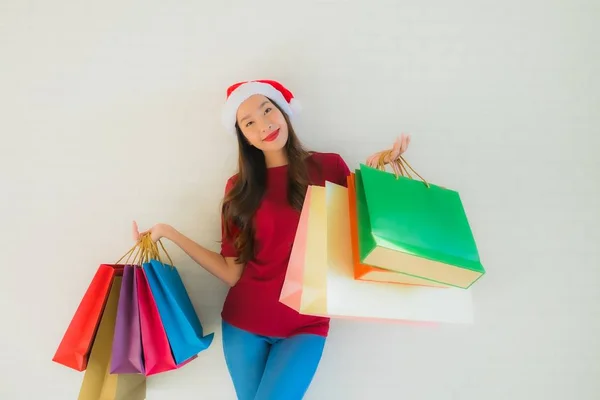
[110,265,145,374]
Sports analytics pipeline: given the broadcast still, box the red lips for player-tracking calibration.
[263,128,280,142]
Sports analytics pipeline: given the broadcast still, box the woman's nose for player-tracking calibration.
[262,123,273,133]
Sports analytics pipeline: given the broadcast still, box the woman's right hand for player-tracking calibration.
[366,133,411,168]
[132,220,170,243]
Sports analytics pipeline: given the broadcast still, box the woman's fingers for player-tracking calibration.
[389,137,402,160]
[400,133,410,154]
[132,221,149,242]
[366,152,379,167]
[132,221,140,241]
[366,133,411,168]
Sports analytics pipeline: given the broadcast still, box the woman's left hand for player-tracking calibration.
[366,133,411,168]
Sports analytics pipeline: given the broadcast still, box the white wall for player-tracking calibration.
[1,0,599,399]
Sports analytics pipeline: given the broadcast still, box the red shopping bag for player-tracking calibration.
[135,266,196,376]
[52,264,124,371]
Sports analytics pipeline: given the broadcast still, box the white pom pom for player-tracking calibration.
[289,98,302,116]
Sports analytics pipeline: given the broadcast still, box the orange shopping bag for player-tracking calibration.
[53,264,123,371]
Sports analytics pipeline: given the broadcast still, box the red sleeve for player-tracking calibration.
[220,178,239,258]
[335,153,351,187]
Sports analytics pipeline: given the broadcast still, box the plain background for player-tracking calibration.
[1,0,599,399]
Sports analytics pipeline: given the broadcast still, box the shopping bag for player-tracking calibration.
[299,184,328,315]
[136,266,195,376]
[78,276,146,400]
[348,173,449,288]
[280,186,332,317]
[297,181,473,324]
[142,259,214,365]
[53,264,123,371]
[110,265,144,374]
[280,186,313,310]
[357,161,485,288]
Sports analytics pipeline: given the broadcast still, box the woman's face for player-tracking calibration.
[236,95,289,152]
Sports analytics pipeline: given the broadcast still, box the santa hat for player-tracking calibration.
[221,79,301,135]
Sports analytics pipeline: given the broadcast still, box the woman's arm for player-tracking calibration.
[151,223,245,287]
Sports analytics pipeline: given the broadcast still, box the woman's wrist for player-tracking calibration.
[157,223,176,241]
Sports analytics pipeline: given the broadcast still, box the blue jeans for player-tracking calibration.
[221,320,326,400]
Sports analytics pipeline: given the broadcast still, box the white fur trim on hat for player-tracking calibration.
[221,81,300,136]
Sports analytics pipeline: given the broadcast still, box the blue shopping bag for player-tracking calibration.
[142,259,214,364]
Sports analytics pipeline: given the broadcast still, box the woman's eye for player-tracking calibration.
[264,107,272,114]
[245,121,254,127]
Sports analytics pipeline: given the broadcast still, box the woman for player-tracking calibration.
[134,79,410,399]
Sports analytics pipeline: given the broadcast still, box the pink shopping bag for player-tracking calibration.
[279,186,312,311]
[135,267,195,376]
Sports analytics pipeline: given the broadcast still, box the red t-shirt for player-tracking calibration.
[220,152,351,338]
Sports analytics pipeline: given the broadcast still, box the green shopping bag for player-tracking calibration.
[355,158,485,289]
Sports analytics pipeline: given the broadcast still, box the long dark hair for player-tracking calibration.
[221,99,320,264]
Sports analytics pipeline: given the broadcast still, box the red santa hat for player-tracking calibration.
[221,79,301,135]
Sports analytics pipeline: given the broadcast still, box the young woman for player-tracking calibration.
[133,79,410,400]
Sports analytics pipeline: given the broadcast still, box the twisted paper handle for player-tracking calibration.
[376,149,431,188]
[115,233,174,267]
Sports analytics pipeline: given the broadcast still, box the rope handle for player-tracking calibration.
[147,236,175,268]
[115,242,139,266]
[375,149,431,188]
[114,233,174,267]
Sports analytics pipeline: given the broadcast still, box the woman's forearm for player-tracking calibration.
[160,224,244,287]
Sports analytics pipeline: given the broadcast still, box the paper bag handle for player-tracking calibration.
[138,233,174,268]
[114,233,174,267]
[376,150,431,188]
